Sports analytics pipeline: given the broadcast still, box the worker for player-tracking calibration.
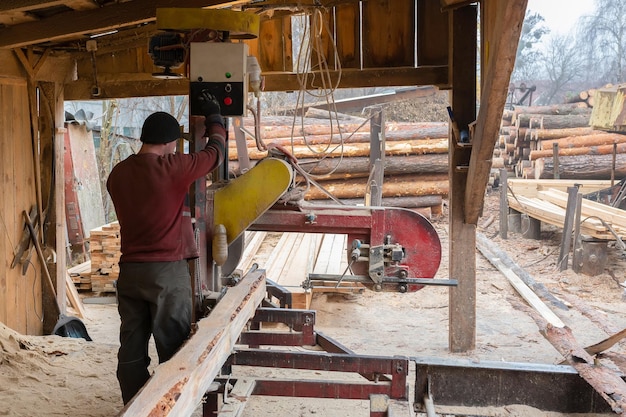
[106,95,225,404]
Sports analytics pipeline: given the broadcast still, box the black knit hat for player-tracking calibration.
[140,112,181,144]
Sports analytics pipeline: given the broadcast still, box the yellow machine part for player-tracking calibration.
[156,8,260,39]
[213,158,293,244]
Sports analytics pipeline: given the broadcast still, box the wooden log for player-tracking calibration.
[530,142,626,160]
[230,138,449,160]
[511,297,626,416]
[539,132,626,151]
[304,174,449,200]
[117,270,266,417]
[229,153,449,178]
[233,121,449,141]
[335,194,443,208]
[566,90,589,103]
[511,103,591,125]
[476,232,568,311]
[534,154,626,179]
[515,113,591,129]
[229,130,448,148]
[531,126,599,140]
[501,109,514,122]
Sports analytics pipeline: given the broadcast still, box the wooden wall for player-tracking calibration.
[65,0,450,100]
[0,51,42,335]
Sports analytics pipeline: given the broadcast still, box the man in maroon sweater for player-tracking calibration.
[107,100,225,404]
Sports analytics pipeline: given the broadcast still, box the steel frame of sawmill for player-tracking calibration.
[202,297,614,417]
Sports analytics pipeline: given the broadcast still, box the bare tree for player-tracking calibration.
[539,34,585,104]
[576,0,626,84]
[512,10,550,82]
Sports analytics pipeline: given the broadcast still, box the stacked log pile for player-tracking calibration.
[495,86,626,180]
[497,102,626,180]
[227,116,449,216]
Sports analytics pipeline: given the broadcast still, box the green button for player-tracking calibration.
[225,72,232,78]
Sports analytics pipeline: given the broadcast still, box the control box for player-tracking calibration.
[189,42,249,117]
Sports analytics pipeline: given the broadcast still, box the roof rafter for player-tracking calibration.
[0,0,247,49]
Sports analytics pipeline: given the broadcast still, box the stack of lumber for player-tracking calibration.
[507,179,626,240]
[235,231,355,308]
[68,260,92,291]
[227,116,449,217]
[88,222,121,293]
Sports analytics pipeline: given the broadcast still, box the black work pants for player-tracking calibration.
[116,260,192,404]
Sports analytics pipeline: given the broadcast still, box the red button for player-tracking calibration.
[223,97,233,106]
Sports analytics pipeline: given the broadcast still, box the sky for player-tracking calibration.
[526,0,596,36]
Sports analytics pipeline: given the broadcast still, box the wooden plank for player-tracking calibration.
[313,234,346,275]
[310,8,337,71]
[334,2,360,69]
[258,14,291,72]
[507,195,619,239]
[476,234,565,328]
[264,232,298,282]
[117,270,266,417]
[53,82,67,316]
[235,231,267,274]
[538,189,626,229]
[65,272,86,319]
[417,0,449,66]
[464,0,527,224]
[0,83,10,327]
[362,0,415,68]
[273,233,311,309]
[448,4,477,353]
[508,178,613,199]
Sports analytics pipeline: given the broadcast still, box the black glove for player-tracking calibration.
[199,90,221,116]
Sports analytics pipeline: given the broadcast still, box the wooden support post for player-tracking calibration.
[53,82,67,315]
[572,193,584,273]
[463,0,528,223]
[448,4,477,353]
[557,186,579,271]
[499,168,508,239]
[367,108,385,206]
[117,270,266,417]
[553,142,560,179]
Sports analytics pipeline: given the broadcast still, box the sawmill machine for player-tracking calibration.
[149,8,451,315]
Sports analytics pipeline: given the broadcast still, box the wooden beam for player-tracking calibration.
[476,233,565,328]
[464,0,527,224]
[448,4,477,353]
[0,0,248,49]
[64,66,449,100]
[262,66,449,91]
[53,82,67,315]
[0,1,67,12]
[117,269,266,416]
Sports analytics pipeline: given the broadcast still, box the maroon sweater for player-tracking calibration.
[107,124,225,263]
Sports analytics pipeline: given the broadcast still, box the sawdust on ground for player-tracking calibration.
[1,189,626,417]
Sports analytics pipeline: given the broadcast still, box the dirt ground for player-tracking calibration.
[1,189,626,416]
